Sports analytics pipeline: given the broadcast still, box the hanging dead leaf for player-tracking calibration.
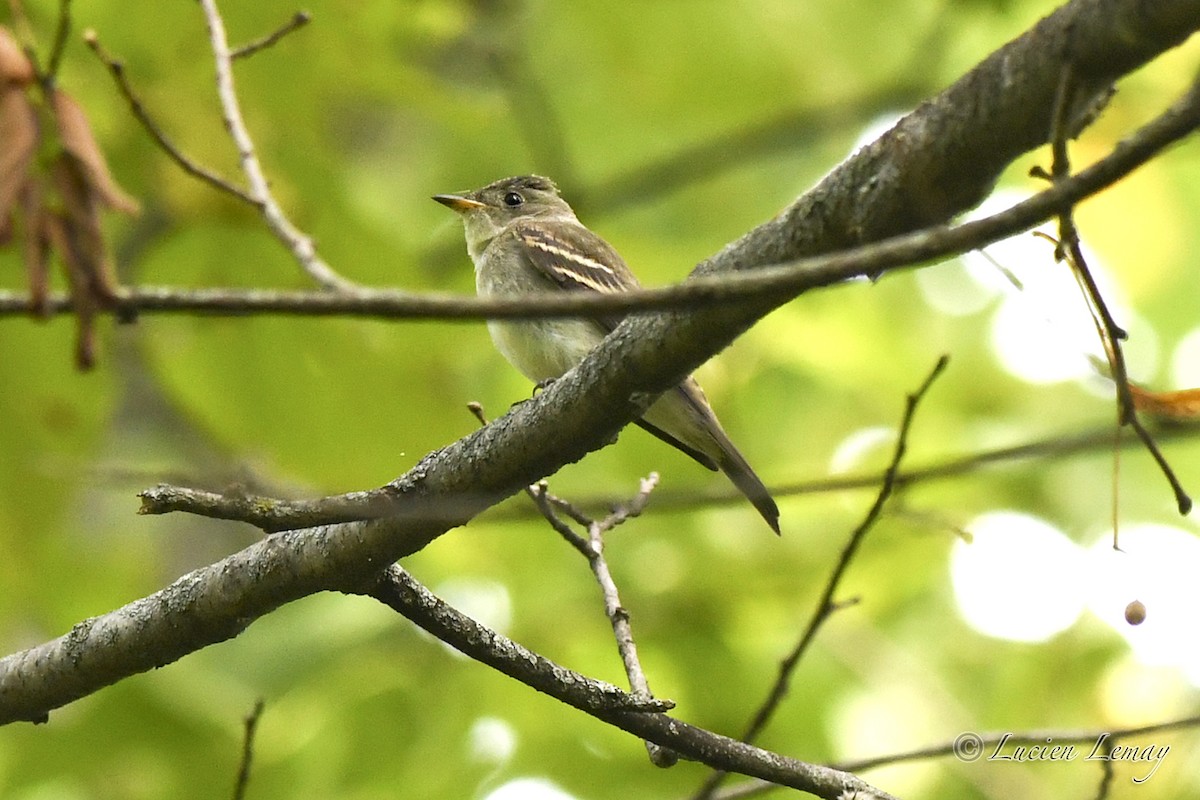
[0,27,34,85]
[42,203,100,369]
[20,179,50,316]
[1129,385,1200,423]
[50,88,139,214]
[0,76,139,366]
[0,84,39,230]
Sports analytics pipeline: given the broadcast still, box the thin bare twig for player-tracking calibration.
[198,0,358,291]
[528,471,674,766]
[586,479,660,693]
[84,30,256,203]
[5,73,1200,324]
[709,713,1200,799]
[1092,734,1115,800]
[231,700,265,800]
[612,422,1199,523]
[757,356,947,734]
[229,10,311,60]
[44,0,71,80]
[694,356,949,800]
[591,476,676,767]
[1039,63,1191,516]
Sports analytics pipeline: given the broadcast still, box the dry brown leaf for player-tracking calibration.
[1129,385,1200,422]
[42,208,99,369]
[50,88,139,215]
[50,153,120,305]
[0,85,38,221]
[0,27,34,85]
[0,64,139,368]
[21,179,51,316]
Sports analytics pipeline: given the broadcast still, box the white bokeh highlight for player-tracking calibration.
[970,193,1121,385]
[917,190,1161,387]
[1170,325,1200,388]
[467,717,517,766]
[953,513,1200,685]
[828,425,896,475]
[951,511,1088,642]
[1086,524,1200,683]
[482,778,580,800]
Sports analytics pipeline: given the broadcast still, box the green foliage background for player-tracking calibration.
[1,1,1199,798]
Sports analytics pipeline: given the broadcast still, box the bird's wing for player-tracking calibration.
[514,220,723,474]
[513,220,639,332]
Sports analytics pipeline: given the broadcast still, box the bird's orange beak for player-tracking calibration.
[432,193,487,213]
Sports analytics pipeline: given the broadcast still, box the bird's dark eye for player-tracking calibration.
[503,191,524,208]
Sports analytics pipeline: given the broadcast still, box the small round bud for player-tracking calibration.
[1124,599,1146,626]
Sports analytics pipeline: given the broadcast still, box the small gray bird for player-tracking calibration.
[434,175,779,534]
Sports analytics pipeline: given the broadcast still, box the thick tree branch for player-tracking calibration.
[729,0,1200,266]
[365,567,671,714]
[2,0,1198,740]
[363,566,893,800]
[138,421,1200,531]
[1,70,1197,323]
[127,72,1200,536]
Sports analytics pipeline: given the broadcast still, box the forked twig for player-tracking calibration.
[693,355,949,800]
[230,10,311,60]
[44,0,71,80]
[87,5,357,291]
[538,475,678,768]
[1037,62,1191,518]
[197,0,358,291]
[84,30,255,203]
[467,400,675,766]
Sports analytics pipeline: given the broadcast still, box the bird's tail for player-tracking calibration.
[714,431,781,535]
[640,379,781,534]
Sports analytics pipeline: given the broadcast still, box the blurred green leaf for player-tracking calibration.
[2,1,1200,799]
